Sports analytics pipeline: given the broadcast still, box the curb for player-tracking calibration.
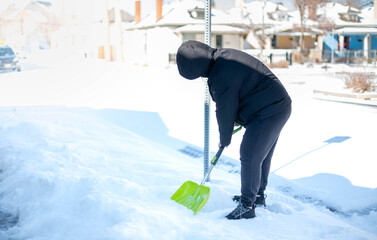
[313,89,377,107]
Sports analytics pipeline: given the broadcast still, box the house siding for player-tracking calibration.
[277,36,293,49]
[223,34,241,49]
[371,35,377,50]
[349,35,364,50]
[123,27,181,66]
[304,36,316,49]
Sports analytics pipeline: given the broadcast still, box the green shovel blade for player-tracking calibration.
[171,180,210,215]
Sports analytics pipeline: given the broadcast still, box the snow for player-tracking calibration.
[335,27,377,34]
[175,24,247,33]
[0,53,376,239]
[130,0,247,29]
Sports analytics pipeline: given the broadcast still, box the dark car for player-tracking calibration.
[0,46,21,72]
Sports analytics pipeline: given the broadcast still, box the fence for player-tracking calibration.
[323,49,377,65]
[247,49,377,65]
[170,49,377,66]
[243,49,293,66]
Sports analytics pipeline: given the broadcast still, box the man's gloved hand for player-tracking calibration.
[219,123,242,148]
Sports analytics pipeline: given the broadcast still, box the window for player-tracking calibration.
[182,33,195,42]
[0,47,15,56]
[188,8,205,20]
[271,35,277,48]
[216,35,223,49]
[169,53,176,63]
[344,36,350,49]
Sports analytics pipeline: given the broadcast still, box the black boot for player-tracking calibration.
[232,192,267,207]
[225,203,256,220]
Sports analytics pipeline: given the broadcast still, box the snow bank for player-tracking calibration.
[0,106,376,240]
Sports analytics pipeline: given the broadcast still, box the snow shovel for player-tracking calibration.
[171,125,242,215]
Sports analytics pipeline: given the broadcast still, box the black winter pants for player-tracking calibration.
[240,106,291,207]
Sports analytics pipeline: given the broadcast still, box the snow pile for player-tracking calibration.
[0,56,376,239]
[0,106,376,240]
[0,107,204,239]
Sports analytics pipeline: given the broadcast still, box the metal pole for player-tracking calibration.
[203,0,211,182]
[331,28,334,64]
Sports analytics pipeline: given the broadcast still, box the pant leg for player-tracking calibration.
[259,139,278,192]
[240,107,291,206]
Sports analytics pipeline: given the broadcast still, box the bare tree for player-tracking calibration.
[294,0,329,63]
[341,0,373,9]
[257,0,267,61]
[294,0,307,64]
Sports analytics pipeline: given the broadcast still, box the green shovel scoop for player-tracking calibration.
[171,125,242,214]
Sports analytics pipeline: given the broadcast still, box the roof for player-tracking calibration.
[244,1,290,25]
[227,1,291,27]
[127,0,247,30]
[316,2,376,26]
[126,0,376,35]
[0,0,56,22]
[334,27,377,34]
[175,24,247,33]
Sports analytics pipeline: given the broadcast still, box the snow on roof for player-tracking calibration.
[128,0,246,29]
[0,0,29,20]
[25,8,48,23]
[175,24,247,33]
[335,27,377,34]
[243,1,290,25]
[316,2,374,26]
[261,24,293,35]
[359,6,377,25]
[127,0,376,33]
[286,9,318,27]
[261,25,323,36]
[1,0,56,21]
[361,6,375,19]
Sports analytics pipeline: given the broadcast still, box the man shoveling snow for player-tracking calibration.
[176,40,291,220]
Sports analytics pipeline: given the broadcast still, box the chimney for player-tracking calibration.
[156,0,163,21]
[135,0,141,23]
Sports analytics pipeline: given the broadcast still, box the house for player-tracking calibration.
[315,2,377,61]
[0,0,60,53]
[228,1,376,63]
[123,0,248,66]
[96,4,134,61]
[229,0,323,57]
[228,1,293,49]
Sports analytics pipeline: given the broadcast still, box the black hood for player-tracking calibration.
[176,40,216,80]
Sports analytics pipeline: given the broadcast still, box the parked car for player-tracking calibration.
[0,46,21,72]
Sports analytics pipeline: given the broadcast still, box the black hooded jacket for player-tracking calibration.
[176,40,291,147]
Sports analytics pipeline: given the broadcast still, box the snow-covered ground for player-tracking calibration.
[0,53,376,239]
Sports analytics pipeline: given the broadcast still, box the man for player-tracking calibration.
[176,40,291,220]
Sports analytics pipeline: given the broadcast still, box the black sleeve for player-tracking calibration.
[211,77,239,147]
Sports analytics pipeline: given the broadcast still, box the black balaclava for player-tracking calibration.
[176,40,216,80]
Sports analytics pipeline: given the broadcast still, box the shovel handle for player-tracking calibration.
[211,146,224,165]
[232,125,242,135]
[211,125,242,165]
[201,147,224,185]
[202,125,242,184]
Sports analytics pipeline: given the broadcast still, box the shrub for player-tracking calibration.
[343,72,377,93]
[269,60,289,68]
